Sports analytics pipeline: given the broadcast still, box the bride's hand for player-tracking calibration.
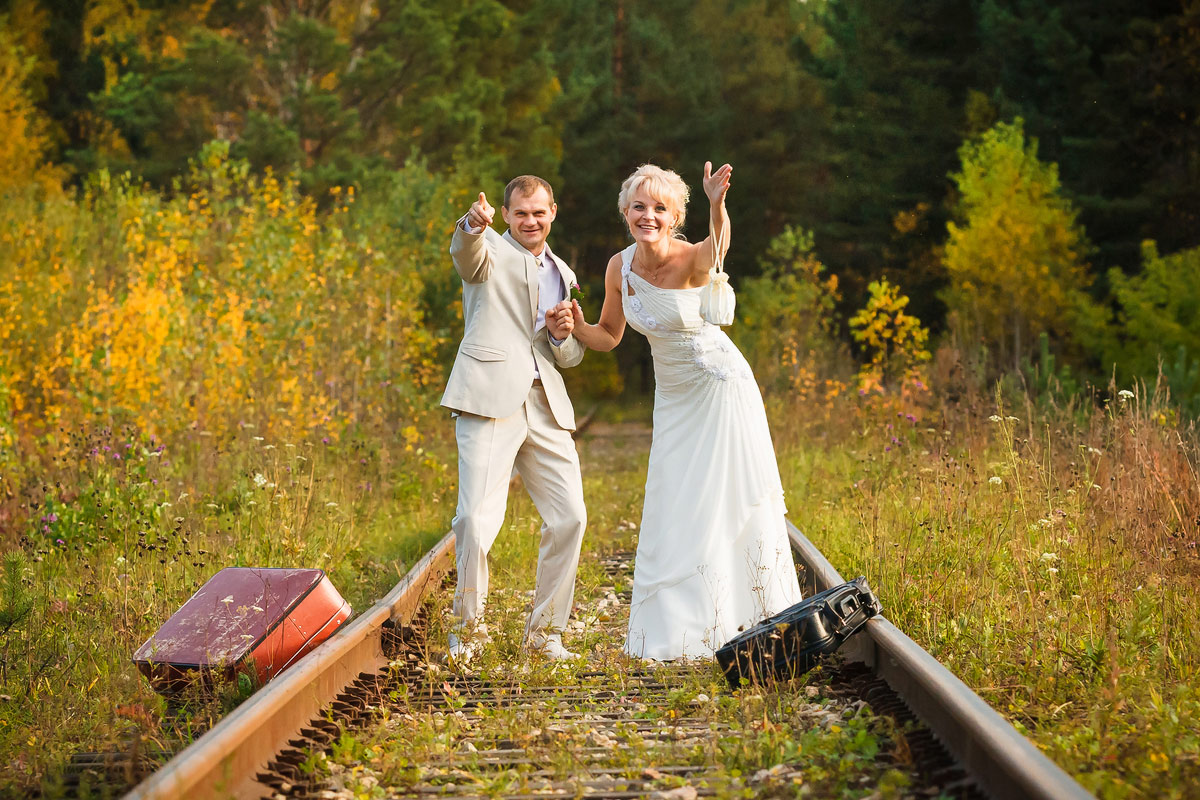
[547,300,574,339]
[702,161,732,205]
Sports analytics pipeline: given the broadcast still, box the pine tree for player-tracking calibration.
[83,0,562,191]
[806,0,979,317]
[973,0,1193,269]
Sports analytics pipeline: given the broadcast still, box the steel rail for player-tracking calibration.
[125,531,456,800]
[786,521,1093,800]
[125,521,1093,800]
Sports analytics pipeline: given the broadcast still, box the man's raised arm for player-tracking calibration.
[450,192,496,284]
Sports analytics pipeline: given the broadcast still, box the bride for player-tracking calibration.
[567,162,802,660]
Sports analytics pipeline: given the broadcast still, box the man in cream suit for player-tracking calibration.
[443,175,587,663]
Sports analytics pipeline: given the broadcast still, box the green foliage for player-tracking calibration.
[805,0,978,315]
[732,225,844,393]
[1105,241,1200,414]
[86,0,562,192]
[973,0,1200,269]
[1018,331,1083,411]
[543,0,825,273]
[942,119,1099,369]
[0,551,33,637]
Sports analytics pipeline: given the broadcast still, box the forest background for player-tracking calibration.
[4,0,1200,399]
[1,0,1200,797]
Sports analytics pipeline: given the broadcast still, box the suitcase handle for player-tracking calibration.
[835,594,860,620]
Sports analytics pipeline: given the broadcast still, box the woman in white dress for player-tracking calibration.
[567,162,803,660]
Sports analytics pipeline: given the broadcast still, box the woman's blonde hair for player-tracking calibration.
[618,164,690,238]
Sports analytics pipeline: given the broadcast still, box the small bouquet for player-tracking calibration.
[569,281,586,302]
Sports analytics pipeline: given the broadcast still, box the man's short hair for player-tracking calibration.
[504,175,555,208]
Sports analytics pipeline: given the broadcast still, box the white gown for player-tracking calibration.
[619,244,803,660]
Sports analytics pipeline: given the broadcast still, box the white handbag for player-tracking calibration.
[698,216,735,326]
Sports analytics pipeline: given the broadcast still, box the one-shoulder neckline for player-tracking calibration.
[621,244,705,293]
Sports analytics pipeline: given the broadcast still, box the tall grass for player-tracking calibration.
[771,354,1200,798]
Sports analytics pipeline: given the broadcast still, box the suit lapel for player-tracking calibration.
[557,260,577,299]
[503,230,540,326]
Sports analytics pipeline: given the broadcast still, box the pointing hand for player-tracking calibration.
[468,191,495,230]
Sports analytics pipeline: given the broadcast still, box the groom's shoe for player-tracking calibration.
[447,632,476,665]
[447,624,490,666]
[526,632,578,661]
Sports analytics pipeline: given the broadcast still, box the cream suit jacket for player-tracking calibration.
[441,223,586,430]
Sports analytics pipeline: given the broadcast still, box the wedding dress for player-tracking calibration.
[619,244,802,660]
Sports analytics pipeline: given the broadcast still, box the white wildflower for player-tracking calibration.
[263,444,276,450]
[988,415,1002,423]
[1040,552,1059,562]
[988,476,1003,486]
[252,435,265,441]
[1047,567,1059,576]
[115,556,126,565]
[326,501,338,508]
[1118,389,1135,401]
[1006,415,1019,422]
[253,473,268,488]
[1086,447,1102,456]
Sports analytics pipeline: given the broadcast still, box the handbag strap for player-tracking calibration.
[708,211,729,276]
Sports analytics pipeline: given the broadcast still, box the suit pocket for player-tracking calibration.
[461,343,507,362]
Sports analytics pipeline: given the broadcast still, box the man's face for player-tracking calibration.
[501,187,557,255]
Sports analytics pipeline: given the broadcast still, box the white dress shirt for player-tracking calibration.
[460,219,565,381]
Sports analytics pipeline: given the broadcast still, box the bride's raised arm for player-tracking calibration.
[693,161,732,281]
[569,253,627,352]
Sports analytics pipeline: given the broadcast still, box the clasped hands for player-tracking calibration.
[546,299,581,341]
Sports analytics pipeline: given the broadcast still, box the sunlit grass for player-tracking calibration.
[0,420,458,796]
[776,380,1200,798]
[315,426,914,799]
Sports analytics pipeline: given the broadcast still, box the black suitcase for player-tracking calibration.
[716,577,882,688]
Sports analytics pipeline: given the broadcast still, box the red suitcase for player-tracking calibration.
[133,567,352,694]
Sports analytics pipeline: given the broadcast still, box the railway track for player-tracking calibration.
[112,518,1094,800]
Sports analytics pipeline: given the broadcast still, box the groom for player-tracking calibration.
[442,175,587,663]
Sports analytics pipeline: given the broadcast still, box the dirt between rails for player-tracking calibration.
[258,552,983,800]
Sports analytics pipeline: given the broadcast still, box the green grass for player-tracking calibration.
[5,378,1198,798]
[0,420,458,797]
[775,386,1200,799]
[301,424,922,799]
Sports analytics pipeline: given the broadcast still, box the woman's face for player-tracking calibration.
[624,188,677,244]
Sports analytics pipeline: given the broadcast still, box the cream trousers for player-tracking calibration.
[451,383,587,639]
